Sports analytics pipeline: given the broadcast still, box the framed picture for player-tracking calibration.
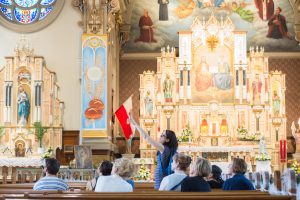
[74,145,93,169]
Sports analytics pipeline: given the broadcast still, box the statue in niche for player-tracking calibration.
[272,90,281,116]
[259,136,267,155]
[17,86,30,125]
[163,74,174,102]
[144,91,153,116]
[252,74,262,103]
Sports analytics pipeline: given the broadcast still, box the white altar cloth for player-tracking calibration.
[178,146,254,152]
[256,160,271,173]
[0,157,43,167]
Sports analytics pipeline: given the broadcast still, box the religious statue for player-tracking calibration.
[17,86,30,125]
[163,74,174,102]
[259,136,267,155]
[135,9,157,43]
[267,7,292,39]
[144,91,153,117]
[252,74,262,103]
[158,0,169,21]
[272,91,280,116]
[254,0,274,21]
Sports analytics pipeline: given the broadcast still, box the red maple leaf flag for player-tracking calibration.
[115,96,135,140]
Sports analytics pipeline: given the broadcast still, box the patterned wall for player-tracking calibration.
[269,58,300,137]
[119,58,300,152]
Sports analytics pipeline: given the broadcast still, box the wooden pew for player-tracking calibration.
[0,192,295,200]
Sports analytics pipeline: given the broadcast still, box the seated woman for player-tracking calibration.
[118,158,135,189]
[159,153,192,191]
[181,157,211,192]
[222,158,254,190]
[95,158,133,192]
[86,160,113,191]
[207,165,224,189]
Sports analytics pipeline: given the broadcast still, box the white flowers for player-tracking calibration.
[255,153,271,161]
[135,164,150,180]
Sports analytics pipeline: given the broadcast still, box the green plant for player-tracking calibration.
[178,125,193,143]
[33,122,47,148]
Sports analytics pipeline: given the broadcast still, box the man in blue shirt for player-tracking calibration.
[223,158,254,190]
[33,158,69,191]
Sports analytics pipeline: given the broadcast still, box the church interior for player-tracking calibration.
[0,0,300,198]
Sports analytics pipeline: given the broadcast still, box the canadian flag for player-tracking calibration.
[115,96,135,140]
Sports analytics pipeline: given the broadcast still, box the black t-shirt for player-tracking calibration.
[181,176,211,192]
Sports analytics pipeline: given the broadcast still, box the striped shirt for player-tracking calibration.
[33,176,69,191]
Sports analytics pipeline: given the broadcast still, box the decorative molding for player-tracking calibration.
[121,52,300,60]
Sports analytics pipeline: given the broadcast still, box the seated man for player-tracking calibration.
[33,158,69,191]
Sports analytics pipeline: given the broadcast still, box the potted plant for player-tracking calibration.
[33,122,47,154]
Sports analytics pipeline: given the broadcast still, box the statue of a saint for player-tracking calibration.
[252,74,262,103]
[17,86,30,125]
[144,91,153,117]
[259,136,267,155]
[272,91,280,116]
[163,74,174,102]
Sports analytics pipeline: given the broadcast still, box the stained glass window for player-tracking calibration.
[0,0,57,24]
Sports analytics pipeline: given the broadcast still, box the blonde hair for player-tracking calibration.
[194,157,211,177]
[113,158,134,178]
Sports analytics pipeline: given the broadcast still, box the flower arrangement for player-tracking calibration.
[237,127,259,141]
[291,160,300,175]
[255,153,271,161]
[41,147,53,160]
[135,164,150,181]
[178,125,193,143]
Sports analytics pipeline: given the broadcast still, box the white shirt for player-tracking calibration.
[95,175,133,192]
[159,171,187,191]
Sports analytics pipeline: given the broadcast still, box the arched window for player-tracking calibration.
[0,0,64,32]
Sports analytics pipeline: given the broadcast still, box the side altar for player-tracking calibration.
[139,13,286,171]
[0,36,64,165]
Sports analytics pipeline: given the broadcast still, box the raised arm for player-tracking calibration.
[129,115,164,152]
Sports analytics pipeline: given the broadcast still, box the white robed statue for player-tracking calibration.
[259,136,267,155]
